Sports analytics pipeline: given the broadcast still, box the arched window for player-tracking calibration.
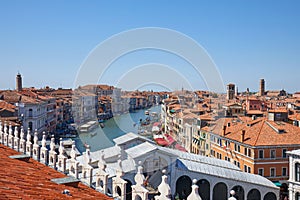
[125,179,132,200]
[232,185,244,200]
[213,182,227,200]
[296,192,300,200]
[176,175,192,200]
[197,179,210,200]
[116,186,122,197]
[135,195,142,200]
[263,192,276,200]
[247,189,261,200]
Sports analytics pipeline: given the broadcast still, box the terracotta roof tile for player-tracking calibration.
[0,144,112,200]
[210,117,300,146]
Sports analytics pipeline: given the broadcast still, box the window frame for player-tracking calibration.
[244,165,247,172]
[258,168,264,176]
[282,167,287,177]
[259,149,264,159]
[270,167,276,177]
[282,149,287,158]
[270,149,276,159]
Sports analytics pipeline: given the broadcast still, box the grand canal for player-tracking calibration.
[75,105,162,152]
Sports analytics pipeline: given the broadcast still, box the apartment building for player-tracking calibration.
[287,149,300,200]
[208,114,300,199]
[72,90,98,124]
[0,90,48,136]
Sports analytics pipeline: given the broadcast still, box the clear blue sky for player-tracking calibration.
[0,1,299,92]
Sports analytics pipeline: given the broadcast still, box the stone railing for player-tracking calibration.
[0,121,235,200]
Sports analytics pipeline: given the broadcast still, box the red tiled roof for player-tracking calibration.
[0,144,112,200]
[210,117,300,146]
[0,101,16,110]
[246,110,264,115]
[268,109,288,113]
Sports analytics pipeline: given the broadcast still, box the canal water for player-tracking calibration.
[75,105,162,152]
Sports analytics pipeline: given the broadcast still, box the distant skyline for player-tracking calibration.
[0,1,300,92]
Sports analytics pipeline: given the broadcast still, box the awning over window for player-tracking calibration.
[154,138,169,146]
[273,181,281,187]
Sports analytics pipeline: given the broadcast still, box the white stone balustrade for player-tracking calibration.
[57,138,67,174]
[25,128,32,157]
[112,157,127,200]
[131,161,149,200]
[187,179,202,200]
[13,126,20,151]
[0,122,218,200]
[95,150,109,194]
[40,132,48,165]
[32,129,40,161]
[0,121,3,144]
[8,124,14,148]
[48,136,57,169]
[3,122,8,145]
[19,127,26,154]
[67,141,80,179]
[155,169,171,200]
[81,145,93,186]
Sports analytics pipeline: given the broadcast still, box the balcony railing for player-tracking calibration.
[255,155,289,160]
[26,113,47,119]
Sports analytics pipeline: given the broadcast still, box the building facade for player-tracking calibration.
[76,132,279,200]
[288,149,300,200]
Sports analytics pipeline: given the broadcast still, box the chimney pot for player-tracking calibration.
[222,125,226,136]
[241,130,245,142]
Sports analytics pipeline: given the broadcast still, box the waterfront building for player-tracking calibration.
[287,149,300,200]
[0,90,48,136]
[208,115,300,199]
[72,89,98,124]
[37,95,57,133]
[76,132,279,200]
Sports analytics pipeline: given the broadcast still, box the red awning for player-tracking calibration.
[165,134,175,145]
[175,144,188,152]
[153,122,161,127]
[154,138,169,146]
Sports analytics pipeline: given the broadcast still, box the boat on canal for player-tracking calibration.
[79,121,98,133]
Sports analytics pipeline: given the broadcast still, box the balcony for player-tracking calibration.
[255,157,289,161]
[26,113,46,119]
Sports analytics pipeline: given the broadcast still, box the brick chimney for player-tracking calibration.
[241,130,245,142]
[222,126,226,136]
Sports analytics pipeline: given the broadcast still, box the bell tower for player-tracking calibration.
[16,72,22,91]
